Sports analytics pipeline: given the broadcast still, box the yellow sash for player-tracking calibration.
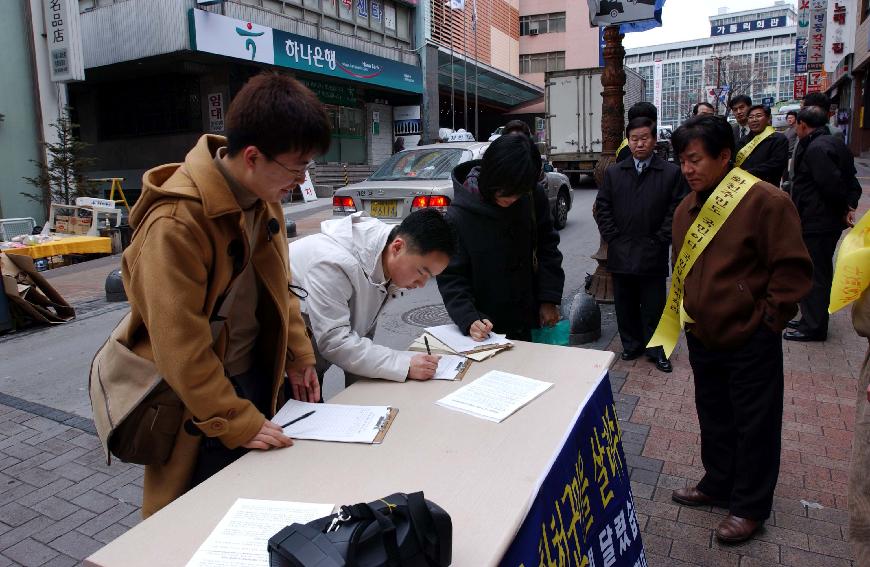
[734,126,775,166]
[616,138,629,157]
[829,209,870,314]
[647,168,761,358]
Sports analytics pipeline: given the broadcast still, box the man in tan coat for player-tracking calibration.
[122,74,331,516]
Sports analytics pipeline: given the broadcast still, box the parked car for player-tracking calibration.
[333,142,573,229]
[488,126,505,141]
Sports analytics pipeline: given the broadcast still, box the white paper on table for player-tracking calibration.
[433,354,468,380]
[435,370,553,422]
[186,498,334,567]
[271,398,391,443]
[409,334,503,362]
[424,323,512,354]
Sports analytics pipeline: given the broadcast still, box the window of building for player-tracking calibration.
[753,51,779,101]
[661,62,680,127]
[519,51,566,74]
[519,12,566,36]
[681,60,703,118]
[779,49,794,101]
[756,37,770,48]
[638,65,654,103]
[96,75,201,140]
[683,47,697,57]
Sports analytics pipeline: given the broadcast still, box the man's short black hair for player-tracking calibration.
[626,117,656,138]
[797,106,829,129]
[729,94,752,109]
[803,92,832,113]
[628,101,658,122]
[391,208,456,257]
[748,104,771,119]
[671,115,735,163]
[692,102,715,115]
[503,119,532,136]
[478,134,538,201]
[786,110,798,119]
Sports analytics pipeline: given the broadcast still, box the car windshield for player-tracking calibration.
[368,148,469,181]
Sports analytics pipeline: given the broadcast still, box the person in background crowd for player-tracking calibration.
[503,119,545,180]
[849,286,870,564]
[692,102,715,116]
[595,116,686,373]
[617,102,659,162]
[438,134,564,342]
[290,209,454,389]
[120,73,331,516]
[737,105,789,187]
[804,92,845,141]
[784,110,799,154]
[784,106,862,342]
[393,136,405,154]
[729,94,753,148]
[668,115,812,543]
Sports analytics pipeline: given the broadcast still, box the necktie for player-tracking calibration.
[740,127,748,140]
[637,162,646,175]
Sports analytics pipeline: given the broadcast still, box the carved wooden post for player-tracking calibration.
[587,25,625,304]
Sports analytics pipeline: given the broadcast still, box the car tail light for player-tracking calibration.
[411,195,450,213]
[333,196,357,214]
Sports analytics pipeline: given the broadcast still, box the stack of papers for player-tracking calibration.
[436,370,553,422]
[186,499,334,567]
[433,354,469,381]
[271,399,396,444]
[409,324,513,363]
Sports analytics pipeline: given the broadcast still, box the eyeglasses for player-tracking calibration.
[270,157,313,180]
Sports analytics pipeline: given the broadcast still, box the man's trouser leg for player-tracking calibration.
[612,274,644,354]
[639,275,666,359]
[798,232,840,337]
[850,350,870,562]
[688,325,784,520]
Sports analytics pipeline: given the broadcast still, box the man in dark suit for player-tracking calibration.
[784,106,863,342]
[729,94,752,148]
[595,117,686,373]
[738,105,789,186]
[616,102,658,162]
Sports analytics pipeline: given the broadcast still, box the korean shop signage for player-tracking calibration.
[189,9,423,93]
[711,16,787,37]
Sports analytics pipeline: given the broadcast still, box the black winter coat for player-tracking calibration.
[595,155,687,277]
[740,131,789,187]
[792,128,863,234]
[437,161,565,341]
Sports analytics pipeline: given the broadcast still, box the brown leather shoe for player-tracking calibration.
[715,515,761,543]
[671,486,728,508]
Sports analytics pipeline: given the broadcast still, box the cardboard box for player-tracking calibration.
[71,216,93,235]
[53,214,71,234]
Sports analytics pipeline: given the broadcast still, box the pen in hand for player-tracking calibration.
[279,410,315,429]
[424,335,432,355]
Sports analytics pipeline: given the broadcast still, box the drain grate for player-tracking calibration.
[401,304,452,327]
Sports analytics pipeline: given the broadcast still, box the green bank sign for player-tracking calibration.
[189,9,422,94]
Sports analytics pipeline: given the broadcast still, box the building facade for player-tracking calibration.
[624,2,797,129]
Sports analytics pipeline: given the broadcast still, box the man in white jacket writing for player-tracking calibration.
[289,209,454,395]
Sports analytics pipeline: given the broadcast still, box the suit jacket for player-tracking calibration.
[733,122,750,149]
[740,131,789,186]
[595,154,687,277]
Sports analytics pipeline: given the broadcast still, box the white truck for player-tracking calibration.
[545,67,644,184]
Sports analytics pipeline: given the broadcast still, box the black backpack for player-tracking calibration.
[268,492,451,567]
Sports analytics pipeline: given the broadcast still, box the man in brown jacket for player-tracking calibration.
[122,74,331,516]
[667,115,812,543]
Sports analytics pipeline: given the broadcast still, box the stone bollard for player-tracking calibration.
[568,291,601,345]
[105,269,127,302]
[286,220,297,238]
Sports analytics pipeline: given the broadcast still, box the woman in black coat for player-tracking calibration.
[436,134,565,342]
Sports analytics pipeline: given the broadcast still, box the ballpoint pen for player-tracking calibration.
[280,410,315,429]
[424,335,432,355]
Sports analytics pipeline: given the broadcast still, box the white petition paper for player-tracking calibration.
[186,498,334,567]
[436,370,552,422]
[424,323,512,353]
[271,399,391,443]
[433,354,468,380]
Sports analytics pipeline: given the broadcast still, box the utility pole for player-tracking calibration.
[473,0,478,140]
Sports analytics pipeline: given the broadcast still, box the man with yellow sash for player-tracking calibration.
[735,105,788,186]
[659,115,812,543]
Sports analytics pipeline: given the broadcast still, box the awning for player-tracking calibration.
[436,47,543,109]
[505,96,545,115]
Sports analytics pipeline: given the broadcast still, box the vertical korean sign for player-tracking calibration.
[824,0,855,73]
[42,0,85,82]
[499,375,646,566]
[794,74,808,99]
[807,0,827,72]
[653,60,663,116]
[208,93,225,132]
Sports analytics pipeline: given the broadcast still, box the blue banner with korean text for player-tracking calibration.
[499,373,646,567]
[273,29,423,93]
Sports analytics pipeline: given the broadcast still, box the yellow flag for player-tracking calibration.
[647,168,760,358]
[616,138,629,158]
[735,126,775,167]
[829,210,870,314]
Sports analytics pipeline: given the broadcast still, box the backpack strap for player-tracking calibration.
[407,492,442,566]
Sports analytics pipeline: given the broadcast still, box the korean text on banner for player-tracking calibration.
[829,210,870,314]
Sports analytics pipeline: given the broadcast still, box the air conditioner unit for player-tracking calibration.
[529,24,539,35]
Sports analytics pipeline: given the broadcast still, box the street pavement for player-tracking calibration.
[0,176,866,565]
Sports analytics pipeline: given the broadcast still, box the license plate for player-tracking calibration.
[370,200,399,218]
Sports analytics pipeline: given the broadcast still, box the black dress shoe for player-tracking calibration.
[621,349,643,361]
[783,329,826,342]
[654,356,672,373]
[786,319,801,329]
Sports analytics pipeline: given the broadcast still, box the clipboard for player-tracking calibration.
[373,407,399,444]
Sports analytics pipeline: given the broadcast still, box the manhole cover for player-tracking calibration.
[401,304,452,327]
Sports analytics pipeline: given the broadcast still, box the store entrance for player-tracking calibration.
[320,105,366,163]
